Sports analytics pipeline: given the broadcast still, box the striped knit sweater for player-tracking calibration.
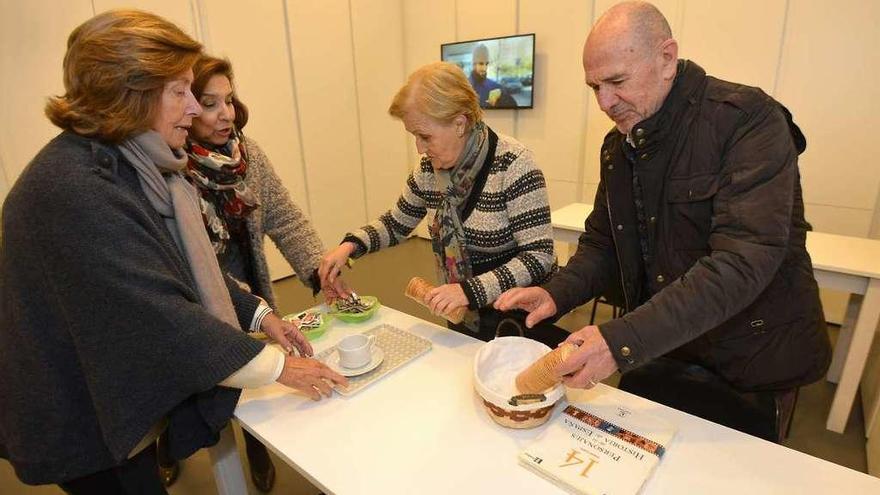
[344,131,555,309]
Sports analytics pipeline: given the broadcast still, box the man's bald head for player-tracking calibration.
[582,1,678,135]
[588,1,672,59]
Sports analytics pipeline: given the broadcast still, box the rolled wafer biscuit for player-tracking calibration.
[405,277,467,324]
[515,342,577,394]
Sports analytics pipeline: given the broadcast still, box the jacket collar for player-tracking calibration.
[627,60,706,154]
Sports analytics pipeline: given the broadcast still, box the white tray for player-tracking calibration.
[316,323,432,396]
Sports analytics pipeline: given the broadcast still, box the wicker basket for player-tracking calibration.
[473,337,565,429]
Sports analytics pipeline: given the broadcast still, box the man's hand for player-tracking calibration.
[260,312,313,357]
[276,355,348,400]
[425,283,468,317]
[319,243,356,287]
[557,325,618,389]
[493,287,557,328]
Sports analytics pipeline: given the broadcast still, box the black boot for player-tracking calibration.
[244,430,275,492]
[156,430,180,487]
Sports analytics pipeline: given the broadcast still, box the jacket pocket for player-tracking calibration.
[712,317,829,391]
[667,173,719,202]
[666,174,719,249]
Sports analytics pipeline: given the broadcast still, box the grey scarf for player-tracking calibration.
[118,131,239,330]
[429,122,490,332]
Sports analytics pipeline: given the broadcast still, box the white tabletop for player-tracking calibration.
[235,306,879,494]
[550,202,880,280]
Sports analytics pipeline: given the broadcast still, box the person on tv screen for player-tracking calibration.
[469,44,517,108]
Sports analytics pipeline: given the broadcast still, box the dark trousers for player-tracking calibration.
[618,357,780,442]
[59,444,167,495]
[157,426,272,476]
[451,307,570,348]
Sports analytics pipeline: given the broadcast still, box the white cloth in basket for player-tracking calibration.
[474,337,565,411]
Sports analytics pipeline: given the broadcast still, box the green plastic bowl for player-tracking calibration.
[330,296,381,323]
[282,310,331,341]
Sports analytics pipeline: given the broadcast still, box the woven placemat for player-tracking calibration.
[317,324,432,396]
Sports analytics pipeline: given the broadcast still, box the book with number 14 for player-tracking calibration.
[519,394,676,495]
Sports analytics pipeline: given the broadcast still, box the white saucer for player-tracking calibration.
[324,346,385,377]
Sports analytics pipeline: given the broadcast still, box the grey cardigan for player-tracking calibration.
[237,137,324,309]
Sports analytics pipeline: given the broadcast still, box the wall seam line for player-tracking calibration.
[347,0,370,222]
[575,0,599,202]
[281,0,313,218]
[190,0,207,48]
[512,0,520,139]
[771,0,791,96]
[398,0,413,175]
[454,0,459,41]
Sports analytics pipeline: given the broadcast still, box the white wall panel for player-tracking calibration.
[0,1,93,190]
[401,1,456,169]
[546,179,578,212]
[457,0,517,137]
[402,0,456,72]
[197,0,310,280]
[547,179,579,264]
[804,203,873,238]
[581,182,600,208]
[518,0,592,186]
[92,0,197,37]
[5,0,880,253]
[285,0,367,247]
[350,0,410,220]
[677,0,786,92]
[775,0,880,216]
[0,164,7,203]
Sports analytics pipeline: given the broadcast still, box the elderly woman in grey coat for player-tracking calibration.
[0,11,345,494]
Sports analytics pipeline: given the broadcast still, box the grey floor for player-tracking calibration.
[1,238,869,493]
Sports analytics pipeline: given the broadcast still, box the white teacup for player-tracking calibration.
[336,334,376,368]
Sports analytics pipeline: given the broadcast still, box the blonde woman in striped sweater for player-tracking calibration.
[320,62,566,346]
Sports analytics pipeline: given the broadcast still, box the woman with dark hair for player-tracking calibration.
[0,10,345,494]
[151,54,341,491]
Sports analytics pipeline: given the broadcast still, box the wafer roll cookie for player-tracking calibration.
[404,277,467,324]
[515,343,577,394]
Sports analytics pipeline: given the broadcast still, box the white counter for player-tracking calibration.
[210,305,880,493]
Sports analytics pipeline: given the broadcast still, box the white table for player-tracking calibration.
[550,203,880,435]
[209,306,880,494]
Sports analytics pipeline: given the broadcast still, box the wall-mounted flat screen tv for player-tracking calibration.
[441,33,535,109]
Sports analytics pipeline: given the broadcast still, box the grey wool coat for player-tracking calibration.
[234,137,324,310]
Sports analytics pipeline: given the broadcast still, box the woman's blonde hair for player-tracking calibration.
[45,9,202,143]
[388,62,483,127]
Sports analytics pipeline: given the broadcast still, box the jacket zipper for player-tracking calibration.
[604,182,631,313]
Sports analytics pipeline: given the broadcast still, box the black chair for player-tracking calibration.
[775,388,800,443]
[588,296,625,325]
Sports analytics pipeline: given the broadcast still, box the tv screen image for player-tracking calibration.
[441,33,535,109]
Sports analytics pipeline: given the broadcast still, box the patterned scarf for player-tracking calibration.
[186,133,260,254]
[429,121,490,333]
